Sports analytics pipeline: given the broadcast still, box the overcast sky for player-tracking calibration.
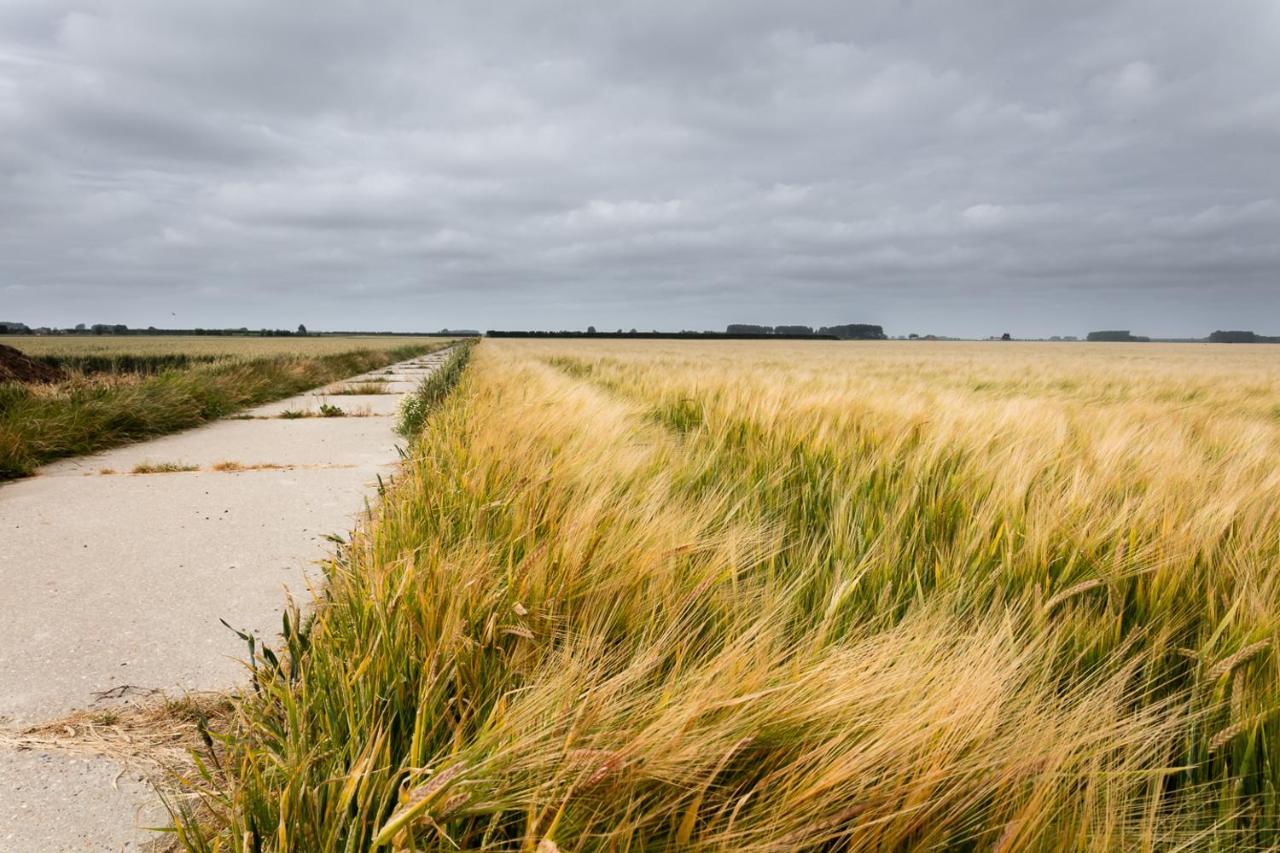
[2,1,1278,336]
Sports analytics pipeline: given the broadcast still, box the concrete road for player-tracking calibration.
[0,348,451,851]
[0,752,166,852]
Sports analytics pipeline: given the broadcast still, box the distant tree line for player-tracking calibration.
[11,321,1278,344]
[3,324,464,338]
[1086,330,1151,342]
[1208,330,1280,344]
[486,330,838,340]
[1084,330,1280,343]
[725,323,887,340]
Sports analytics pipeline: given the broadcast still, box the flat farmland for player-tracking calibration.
[0,335,454,477]
[181,340,1280,850]
[0,334,447,359]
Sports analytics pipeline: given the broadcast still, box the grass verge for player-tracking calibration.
[0,344,445,479]
[394,339,475,437]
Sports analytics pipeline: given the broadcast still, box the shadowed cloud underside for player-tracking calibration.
[2,0,1278,336]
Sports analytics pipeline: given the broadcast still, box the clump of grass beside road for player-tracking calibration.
[395,339,475,436]
[0,343,449,479]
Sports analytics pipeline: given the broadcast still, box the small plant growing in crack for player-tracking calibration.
[329,383,394,395]
[278,405,346,418]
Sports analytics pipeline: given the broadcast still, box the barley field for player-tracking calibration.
[182,340,1280,850]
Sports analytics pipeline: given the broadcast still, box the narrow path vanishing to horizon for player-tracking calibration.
[0,347,455,851]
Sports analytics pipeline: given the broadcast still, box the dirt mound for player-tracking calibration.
[0,344,65,383]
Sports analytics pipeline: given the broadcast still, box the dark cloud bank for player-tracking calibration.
[2,0,1278,337]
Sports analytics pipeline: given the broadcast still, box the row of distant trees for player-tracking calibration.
[1085,330,1280,343]
[488,324,890,340]
[1207,330,1280,343]
[3,323,314,336]
[8,321,1278,343]
[726,323,887,340]
[1086,330,1151,342]
[487,329,839,339]
[6,324,461,338]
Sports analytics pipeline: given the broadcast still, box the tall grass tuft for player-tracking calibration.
[395,340,476,437]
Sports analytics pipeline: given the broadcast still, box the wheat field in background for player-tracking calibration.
[0,334,449,359]
[181,340,1280,850]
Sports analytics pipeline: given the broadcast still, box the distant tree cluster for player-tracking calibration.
[1208,330,1280,344]
[725,323,886,340]
[818,324,887,340]
[1086,330,1151,342]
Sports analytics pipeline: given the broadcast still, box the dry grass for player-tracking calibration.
[328,382,397,395]
[131,461,199,474]
[176,340,1280,850]
[210,461,289,473]
[96,461,357,474]
[0,693,233,777]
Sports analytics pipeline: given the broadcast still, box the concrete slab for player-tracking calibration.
[315,377,418,390]
[39,418,404,477]
[321,380,397,390]
[0,349,447,848]
[253,394,401,417]
[316,384,417,398]
[0,463,391,723]
[0,750,165,852]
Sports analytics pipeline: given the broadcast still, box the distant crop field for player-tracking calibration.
[0,334,447,359]
[0,337,453,477]
[185,339,1280,849]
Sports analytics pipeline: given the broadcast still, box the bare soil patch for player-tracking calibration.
[0,344,65,383]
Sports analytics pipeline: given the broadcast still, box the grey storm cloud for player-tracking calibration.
[1,0,1278,336]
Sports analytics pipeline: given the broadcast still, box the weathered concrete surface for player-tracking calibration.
[253,393,402,417]
[0,349,449,850]
[1,464,383,723]
[37,418,403,478]
[331,379,419,392]
[0,751,164,852]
